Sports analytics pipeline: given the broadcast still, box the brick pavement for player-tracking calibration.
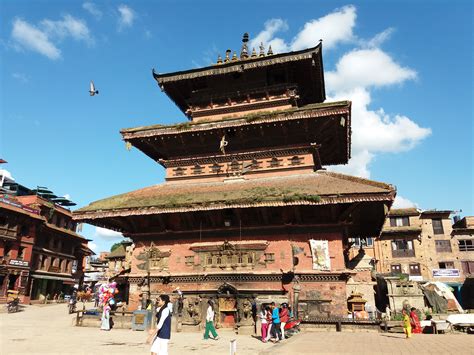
[1,303,473,354]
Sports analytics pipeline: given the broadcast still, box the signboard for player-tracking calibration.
[432,269,460,277]
[9,259,29,267]
[309,239,331,270]
[0,197,40,215]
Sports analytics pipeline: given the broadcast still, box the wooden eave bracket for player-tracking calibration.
[310,142,324,171]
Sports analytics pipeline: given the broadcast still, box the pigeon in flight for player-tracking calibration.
[89,81,99,96]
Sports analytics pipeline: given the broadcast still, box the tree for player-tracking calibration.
[110,242,122,252]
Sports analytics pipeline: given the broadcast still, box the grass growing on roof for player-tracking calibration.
[77,185,322,212]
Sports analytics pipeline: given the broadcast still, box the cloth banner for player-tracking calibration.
[309,239,330,270]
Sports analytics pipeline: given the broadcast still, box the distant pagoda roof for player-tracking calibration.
[152,39,325,117]
[74,171,394,219]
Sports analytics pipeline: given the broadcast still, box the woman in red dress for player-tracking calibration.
[410,307,422,334]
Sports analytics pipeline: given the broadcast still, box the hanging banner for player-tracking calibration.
[309,239,331,270]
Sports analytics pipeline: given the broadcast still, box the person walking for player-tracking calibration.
[401,309,412,339]
[203,300,220,340]
[150,294,172,355]
[279,303,289,339]
[100,301,111,331]
[258,304,269,342]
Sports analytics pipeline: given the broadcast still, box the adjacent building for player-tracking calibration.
[0,172,92,302]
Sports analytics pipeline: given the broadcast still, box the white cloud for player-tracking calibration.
[63,194,71,200]
[249,6,356,55]
[94,226,123,239]
[41,15,93,45]
[12,18,61,59]
[249,19,289,53]
[326,48,417,92]
[83,2,102,19]
[88,241,98,251]
[365,27,395,48]
[291,5,356,50]
[12,72,29,83]
[393,195,418,209]
[118,4,135,30]
[11,15,93,60]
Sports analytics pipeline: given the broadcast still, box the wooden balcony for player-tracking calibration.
[392,249,415,258]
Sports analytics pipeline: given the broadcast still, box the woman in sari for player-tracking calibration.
[410,307,422,334]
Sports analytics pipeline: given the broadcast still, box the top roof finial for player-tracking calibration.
[267,45,273,56]
[259,42,265,57]
[240,32,249,59]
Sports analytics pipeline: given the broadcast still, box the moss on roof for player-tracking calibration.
[121,101,350,134]
[75,172,392,214]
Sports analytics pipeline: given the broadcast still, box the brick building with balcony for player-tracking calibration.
[0,174,93,303]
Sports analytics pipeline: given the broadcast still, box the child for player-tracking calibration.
[402,309,411,339]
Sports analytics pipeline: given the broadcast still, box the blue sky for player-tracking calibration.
[1,1,472,253]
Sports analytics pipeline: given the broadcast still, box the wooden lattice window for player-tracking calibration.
[211,163,223,174]
[289,156,303,166]
[192,164,203,175]
[173,167,186,176]
[230,159,240,171]
[268,157,281,168]
[251,159,261,169]
[185,256,195,265]
[264,253,275,263]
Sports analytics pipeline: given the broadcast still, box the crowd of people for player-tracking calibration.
[258,302,292,343]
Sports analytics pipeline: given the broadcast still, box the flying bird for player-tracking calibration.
[89,81,99,96]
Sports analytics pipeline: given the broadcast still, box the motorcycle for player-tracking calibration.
[284,319,301,338]
[7,297,20,313]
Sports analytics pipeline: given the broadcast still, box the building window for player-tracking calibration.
[409,263,421,275]
[191,164,203,175]
[210,163,223,174]
[432,219,444,235]
[461,261,474,275]
[216,256,222,265]
[264,253,275,263]
[230,159,240,171]
[289,156,303,166]
[251,159,261,170]
[390,217,410,227]
[435,240,452,253]
[459,240,474,252]
[391,264,401,273]
[366,237,374,246]
[19,225,30,236]
[268,157,282,168]
[439,261,455,269]
[173,167,186,176]
[391,239,415,257]
[18,247,26,260]
[185,256,195,265]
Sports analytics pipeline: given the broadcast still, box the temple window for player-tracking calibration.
[211,163,223,174]
[230,159,240,171]
[251,159,261,169]
[238,253,243,264]
[185,256,195,265]
[192,164,204,175]
[18,247,26,260]
[247,255,253,264]
[264,253,275,263]
[268,157,282,168]
[207,256,213,265]
[216,256,222,265]
[409,263,421,275]
[173,167,186,176]
[289,156,303,165]
[19,225,30,236]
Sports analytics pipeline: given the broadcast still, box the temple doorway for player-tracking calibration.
[217,283,237,328]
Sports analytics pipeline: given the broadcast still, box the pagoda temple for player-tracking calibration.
[74,34,395,330]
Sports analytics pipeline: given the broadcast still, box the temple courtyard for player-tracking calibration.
[1,303,473,354]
